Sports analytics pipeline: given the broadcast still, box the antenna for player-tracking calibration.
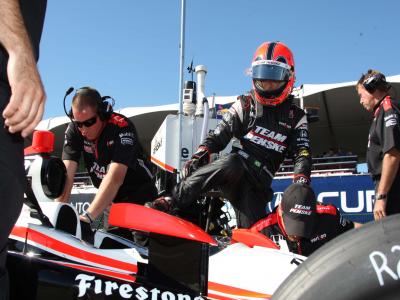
[187,59,195,81]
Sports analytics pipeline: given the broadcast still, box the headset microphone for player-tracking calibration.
[63,86,75,122]
[65,87,74,96]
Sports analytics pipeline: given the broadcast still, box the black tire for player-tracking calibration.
[272,214,400,300]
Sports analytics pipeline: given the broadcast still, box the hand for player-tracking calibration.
[181,147,210,179]
[80,211,94,224]
[3,49,46,137]
[79,215,91,223]
[373,199,386,220]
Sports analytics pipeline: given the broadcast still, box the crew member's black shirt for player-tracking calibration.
[367,96,400,178]
[62,113,157,204]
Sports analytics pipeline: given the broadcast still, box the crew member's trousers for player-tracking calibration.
[0,83,25,300]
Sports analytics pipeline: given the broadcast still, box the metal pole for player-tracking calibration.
[177,0,186,182]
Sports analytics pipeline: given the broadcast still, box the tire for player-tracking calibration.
[272,214,400,300]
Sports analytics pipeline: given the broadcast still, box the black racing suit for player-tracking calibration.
[367,96,400,215]
[251,203,354,256]
[62,112,158,205]
[174,92,312,228]
[0,1,47,296]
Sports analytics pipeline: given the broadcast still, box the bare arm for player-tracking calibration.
[56,160,78,203]
[0,0,46,137]
[374,148,400,220]
[82,163,128,220]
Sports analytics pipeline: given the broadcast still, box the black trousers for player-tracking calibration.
[173,153,272,228]
[0,83,25,299]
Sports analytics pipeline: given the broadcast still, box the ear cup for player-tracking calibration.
[98,96,113,121]
[363,73,385,94]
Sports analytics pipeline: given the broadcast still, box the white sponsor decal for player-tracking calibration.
[119,132,135,138]
[75,274,205,299]
[90,162,107,179]
[289,204,312,215]
[121,137,134,146]
[369,245,400,286]
[385,118,397,127]
[310,233,327,243]
[279,121,291,129]
[245,126,288,153]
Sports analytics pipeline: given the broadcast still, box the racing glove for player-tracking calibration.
[181,146,210,179]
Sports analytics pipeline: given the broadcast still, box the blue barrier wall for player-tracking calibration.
[270,174,375,223]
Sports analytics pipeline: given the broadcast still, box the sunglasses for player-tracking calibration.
[73,116,97,128]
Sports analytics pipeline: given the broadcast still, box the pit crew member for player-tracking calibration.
[356,70,400,220]
[57,87,157,225]
[251,183,361,256]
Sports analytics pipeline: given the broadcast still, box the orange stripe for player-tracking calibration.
[11,226,137,273]
[209,281,271,299]
[151,156,176,172]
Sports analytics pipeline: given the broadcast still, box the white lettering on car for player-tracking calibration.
[75,274,205,299]
[369,245,400,286]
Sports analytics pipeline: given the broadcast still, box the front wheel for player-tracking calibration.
[272,213,400,300]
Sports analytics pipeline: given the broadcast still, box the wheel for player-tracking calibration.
[272,213,400,300]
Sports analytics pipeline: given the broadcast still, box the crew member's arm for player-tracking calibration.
[59,123,83,202]
[81,163,127,221]
[374,148,400,220]
[291,114,312,184]
[56,160,78,203]
[0,0,46,137]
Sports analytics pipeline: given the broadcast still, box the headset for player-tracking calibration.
[63,86,115,123]
[363,72,390,94]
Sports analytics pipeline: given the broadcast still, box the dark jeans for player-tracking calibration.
[0,83,25,299]
[173,153,272,228]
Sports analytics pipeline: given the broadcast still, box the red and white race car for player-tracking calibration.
[7,131,305,300]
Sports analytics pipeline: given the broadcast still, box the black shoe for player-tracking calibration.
[145,196,174,213]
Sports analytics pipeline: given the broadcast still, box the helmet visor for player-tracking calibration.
[251,60,291,81]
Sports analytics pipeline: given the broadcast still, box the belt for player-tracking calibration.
[236,149,274,179]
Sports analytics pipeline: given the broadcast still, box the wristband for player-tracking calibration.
[375,194,387,200]
[82,211,94,223]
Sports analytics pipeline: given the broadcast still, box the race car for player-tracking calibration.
[7,130,306,300]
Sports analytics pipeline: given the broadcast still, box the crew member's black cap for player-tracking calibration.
[281,183,316,239]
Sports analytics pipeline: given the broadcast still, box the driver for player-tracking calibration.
[148,41,312,228]
[251,183,360,256]
[57,87,158,226]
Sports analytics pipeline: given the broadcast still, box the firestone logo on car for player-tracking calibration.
[75,274,205,300]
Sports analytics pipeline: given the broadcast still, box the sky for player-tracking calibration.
[38,0,400,119]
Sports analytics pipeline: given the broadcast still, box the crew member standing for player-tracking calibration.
[58,87,157,226]
[356,70,400,220]
[0,0,47,298]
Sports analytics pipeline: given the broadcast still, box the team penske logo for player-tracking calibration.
[244,125,287,153]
